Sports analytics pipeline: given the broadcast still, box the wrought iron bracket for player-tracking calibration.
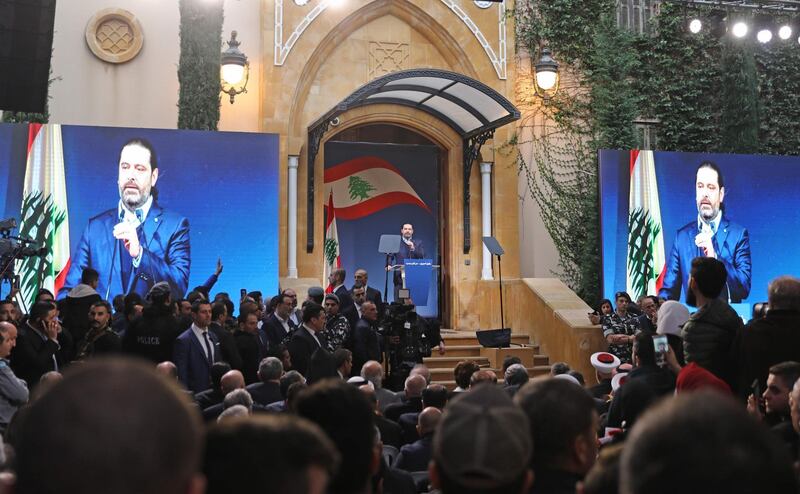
[306,120,330,253]
[462,129,494,254]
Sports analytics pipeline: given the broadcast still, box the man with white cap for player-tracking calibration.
[589,352,621,400]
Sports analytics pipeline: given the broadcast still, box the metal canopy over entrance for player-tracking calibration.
[306,68,520,254]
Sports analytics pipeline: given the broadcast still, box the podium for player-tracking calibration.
[402,258,433,306]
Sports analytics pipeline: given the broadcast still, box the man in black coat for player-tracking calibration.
[245,356,284,407]
[11,301,72,390]
[385,374,426,423]
[234,312,269,385]
[394,407,440,472]
[735,275,800,397]
[208,301,242,371]
[287,302,327,377]
[352,302,382,374]
[122,282,181,364]
[263,293,297,348]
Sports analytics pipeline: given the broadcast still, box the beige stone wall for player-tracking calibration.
[48,0,260,131]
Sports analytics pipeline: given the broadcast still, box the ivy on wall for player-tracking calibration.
[177,0,224,131]
[516,0,800,305]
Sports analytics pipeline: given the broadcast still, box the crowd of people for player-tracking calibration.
[0,255,797,493]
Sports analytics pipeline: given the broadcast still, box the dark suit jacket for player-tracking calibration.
[287,326,325,376]
[376,414,402,449]
[59,202,190,300]
[209,322,243,371]
[335,285,358,328]
[734,309,800,398]
[173,327,220,394]
[394,434,433,472]
[391,239,424,286]
[264,313,296,348]
[10,324,72,390]
[398,412,420,445]
[194,387,224,410]
[235,330,268,385]
[57,286,101,343]
[659,216,751,303]
[353,317,381,373]
[384,396,423,423]
[365,285,385,319]
[245,381,282,407]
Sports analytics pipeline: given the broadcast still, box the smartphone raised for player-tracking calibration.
[652,334,669,368]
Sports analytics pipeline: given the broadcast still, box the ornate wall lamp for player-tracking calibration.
[533,47,560,100]
[220,30,249,104]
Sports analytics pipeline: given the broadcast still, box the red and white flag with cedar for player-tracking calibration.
[16,124,70,311]
[626,150,665,300]
[323,192,341,293]
[323,156,430,220]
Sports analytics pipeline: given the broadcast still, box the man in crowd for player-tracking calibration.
[203,414,339,494]
[503,364,530,398]
[352,283,367,320]
[60,138,191,300]
[11,300,72,389]
[748,361,800,456]
[202,370,246,422]
[516,377,598,493]
[360,384,402,449]
[264,292,297,348]
[15,359,205,494]
[398,383,448,445]
[0,300,17,325]
[288,302,327,377]
[735,275,800,396]
[246,357,284,407]
[588,351,620,400]
[0,321,28,433]
[323,294,351,353]
[296,379,378,494]
[352,301,381,374]
[601,292,641,365]
[123,281,181,363]
[282,288,303,326]
[333,348,353,379]
[681,257,742,389]
[394,406,440,472]
[209,300,242,371]
[234,311,269,384]
[354,269,383,316]
[620,391,795,494]
[328,268,358,328]
[385,374,426,422]
[361,360,400,412]
[174,301,219,393]
[430,384,532,494]
[193,362,231,410]
[659,161,751,303]
[58,268,101,343]
[636,295,658,333]
[74,301,121,360]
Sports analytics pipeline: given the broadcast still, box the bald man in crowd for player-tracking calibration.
[394,406,441,472]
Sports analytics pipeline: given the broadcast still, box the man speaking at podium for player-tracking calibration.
[60,138,190,301]
[390,223,424,299]
[659,161,751,303]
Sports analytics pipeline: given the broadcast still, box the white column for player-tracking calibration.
[287,155,299,279]
[480,161,494,280]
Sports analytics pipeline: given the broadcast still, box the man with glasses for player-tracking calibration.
[264,293,297,348]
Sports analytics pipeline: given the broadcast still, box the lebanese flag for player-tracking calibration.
[323,192,341,293]
[626,150,666,300]
[323,156,431,220]
[16,124,70,311]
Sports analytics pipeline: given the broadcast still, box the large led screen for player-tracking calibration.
[600,149,800,315]
[0,123,279,309]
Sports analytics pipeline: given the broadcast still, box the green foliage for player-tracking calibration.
[719,38,759,154]
[177,0,223,130]
[516,0,800,305]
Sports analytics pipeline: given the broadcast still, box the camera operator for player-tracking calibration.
[382,299,445,389]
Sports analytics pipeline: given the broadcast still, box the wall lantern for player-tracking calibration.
[221,30,249,104]
[534,47,559,99]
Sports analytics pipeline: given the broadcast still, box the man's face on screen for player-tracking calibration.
[695,167,724,221]
[118,143,159,210]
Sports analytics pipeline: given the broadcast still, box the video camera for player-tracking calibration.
[381,302,433,389]
[0,218,48,285]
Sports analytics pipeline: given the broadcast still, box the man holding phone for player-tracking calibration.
[11,301,73,389]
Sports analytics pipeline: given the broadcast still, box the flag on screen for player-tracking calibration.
[626,149,665,300]
[323,191,341,293]
[16,124,70,311]
[323,156,431,220]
